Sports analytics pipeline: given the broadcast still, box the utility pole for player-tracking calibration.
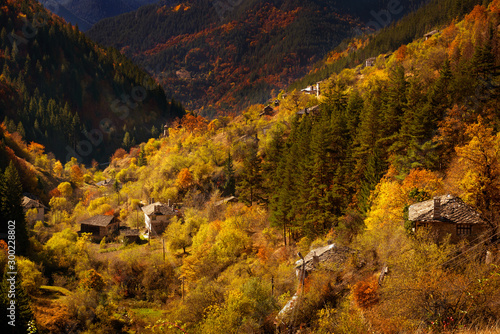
[162,238,165,262]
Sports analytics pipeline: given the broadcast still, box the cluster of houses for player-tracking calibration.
[77,199,183,242]
[276,194,499,330]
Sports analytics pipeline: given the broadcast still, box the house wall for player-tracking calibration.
[146,214,175,236]
[416,221,489,243]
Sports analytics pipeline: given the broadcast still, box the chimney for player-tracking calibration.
[433,197,441,220]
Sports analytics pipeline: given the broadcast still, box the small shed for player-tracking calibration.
[22,196,48,222]
[120,228,141,243]
[408,194,490,243]
[80,215,120,240]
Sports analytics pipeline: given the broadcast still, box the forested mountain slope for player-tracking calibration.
[0,0,184,164]
[291,0,492,89]
[87,0,425,116]
[17,2,500,332]
[39,0,163,31]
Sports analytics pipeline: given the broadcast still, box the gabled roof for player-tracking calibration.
[295,243,354,271]
[22,196,48,209]
[80,215,115,227]
[408,194,488,225]
[141,202,176,216]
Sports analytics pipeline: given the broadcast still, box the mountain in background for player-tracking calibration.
[38,0,165,31]
[87,0,426,116]
[0,0,184,164]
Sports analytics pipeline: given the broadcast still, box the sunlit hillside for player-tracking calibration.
[1,0,500,333]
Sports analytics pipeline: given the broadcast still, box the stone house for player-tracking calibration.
[22,196,48,222]
[424,30,439,40]
[142,202,180,237]
[408,194,491,243]
[295,243,354,279]
[80,215,120,240]
[365,57,376,67]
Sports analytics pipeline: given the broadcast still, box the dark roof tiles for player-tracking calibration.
[80,215,115,227]
[408,194,488,225]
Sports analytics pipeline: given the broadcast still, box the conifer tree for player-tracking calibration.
[223,151,235,197]
[0,162,28,255]
[237,143,262,205]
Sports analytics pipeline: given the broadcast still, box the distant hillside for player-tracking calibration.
[87,0,425,116]
[1,0,184,164]
[39,0,164,31]
[291,0,491,89]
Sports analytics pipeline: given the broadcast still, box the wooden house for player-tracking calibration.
[80,215,120,240]
[408,195,490,243]
[22,196,48,222]
[142,202,180,237]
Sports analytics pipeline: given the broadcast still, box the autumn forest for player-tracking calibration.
[2,0,500,333]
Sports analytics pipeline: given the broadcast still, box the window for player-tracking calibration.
[457,225,471,236]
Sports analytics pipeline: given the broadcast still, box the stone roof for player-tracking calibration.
[296,105,320,115]
[424,30,439,37]
[22,196,48,209]
[295,243,354,272]
[141,202,176,216]
[408,194,488,225]
[96,179,114,187]
[80,215,115,227]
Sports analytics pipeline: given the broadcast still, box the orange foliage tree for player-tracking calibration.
[176,168,193,189]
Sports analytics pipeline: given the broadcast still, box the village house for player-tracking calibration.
[259,105,274,117]
[424,30,439,40]
[79,215,120,240]
[276,243,354,331]
[96,179,114,187]
[215,196,238,207]
[365,57,376,67]
[22,196,48,222]
[296,104,320,116]
[142,202,180,237]
[295,243,354,279]
[301,82,321,97]
[408,194,491,243]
